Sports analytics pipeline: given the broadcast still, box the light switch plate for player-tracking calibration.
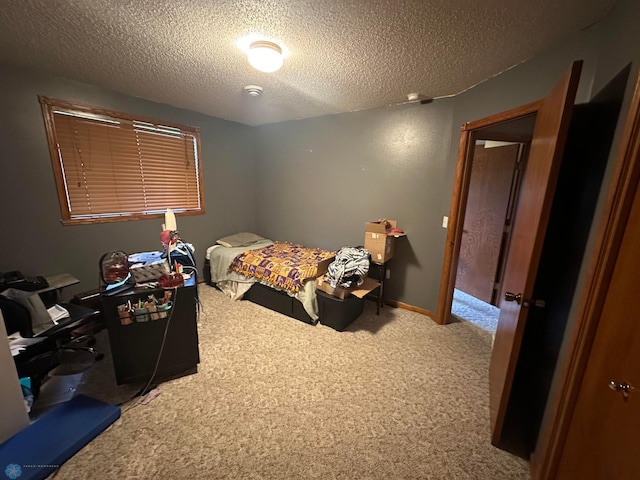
[442,216,448,228]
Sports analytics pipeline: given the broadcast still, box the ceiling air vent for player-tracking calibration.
[243,85,263,97]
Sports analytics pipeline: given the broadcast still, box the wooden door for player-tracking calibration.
[554,185,640,479]
[489,61,582,446]
[456,143,520,304]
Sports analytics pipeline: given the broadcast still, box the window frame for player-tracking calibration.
[39,96,205,225]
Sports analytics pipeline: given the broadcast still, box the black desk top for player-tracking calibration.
[34,303,99,338]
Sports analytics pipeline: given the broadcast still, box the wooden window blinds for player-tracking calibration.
[40,96,204,225]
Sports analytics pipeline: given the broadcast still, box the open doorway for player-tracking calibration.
[450,116,536,336]
[436,60,584,455]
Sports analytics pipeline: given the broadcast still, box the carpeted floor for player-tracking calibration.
[451,288,500,335]
[51,285,529,479]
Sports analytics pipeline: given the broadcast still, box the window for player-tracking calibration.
[40,96,204,225]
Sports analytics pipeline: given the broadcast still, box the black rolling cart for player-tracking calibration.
[101,278,199,385]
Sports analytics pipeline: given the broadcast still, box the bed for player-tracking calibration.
[204,233,335,324]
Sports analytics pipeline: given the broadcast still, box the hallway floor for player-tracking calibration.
[451,288,500,335]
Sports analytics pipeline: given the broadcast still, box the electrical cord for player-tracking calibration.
[118,285,178,414]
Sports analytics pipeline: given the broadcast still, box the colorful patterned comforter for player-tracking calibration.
[229,241,335,293]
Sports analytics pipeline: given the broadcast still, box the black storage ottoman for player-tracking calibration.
[317,290,365,331]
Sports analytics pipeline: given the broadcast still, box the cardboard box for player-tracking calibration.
[364,219,406,263]
[365,219,398,234]
[315,274,380,300]
[365,232,395,263]
[316,256,335,277]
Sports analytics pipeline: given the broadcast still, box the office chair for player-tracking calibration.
[1,296,104,399]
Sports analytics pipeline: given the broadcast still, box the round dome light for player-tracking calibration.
[247,41,284,73]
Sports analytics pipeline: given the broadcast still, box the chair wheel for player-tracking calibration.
[95,353,105,361]
[69,335,96,348]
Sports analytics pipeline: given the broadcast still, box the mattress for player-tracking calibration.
[205,239,334,322]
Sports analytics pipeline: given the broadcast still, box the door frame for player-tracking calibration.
[435,100,541,325]
[531,70,640,479]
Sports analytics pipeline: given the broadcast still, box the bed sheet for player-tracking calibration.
[206,239,273,284]
[229,241,335,293]
[206,240,322,321]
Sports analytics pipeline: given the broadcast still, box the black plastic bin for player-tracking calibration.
[317,290,365,331]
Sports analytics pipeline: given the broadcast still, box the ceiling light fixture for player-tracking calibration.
[247,40,284,73]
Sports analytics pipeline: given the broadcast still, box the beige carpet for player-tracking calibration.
[54,285,529,479]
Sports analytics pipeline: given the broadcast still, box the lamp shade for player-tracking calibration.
[248,41,283,73]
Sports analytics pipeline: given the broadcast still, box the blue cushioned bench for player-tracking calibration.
[0,394,120,480]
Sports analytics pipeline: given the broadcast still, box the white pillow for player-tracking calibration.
[216,232,266,248]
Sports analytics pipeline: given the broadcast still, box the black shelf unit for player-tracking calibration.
[101,281,199,385]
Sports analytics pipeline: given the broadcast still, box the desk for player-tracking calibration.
[101,280,199,385]
[9,302,100,399]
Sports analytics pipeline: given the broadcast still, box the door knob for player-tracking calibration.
[504,292,522,304]
[608,380,635,400]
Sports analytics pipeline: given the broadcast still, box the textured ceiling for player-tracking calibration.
[0,0,617,126]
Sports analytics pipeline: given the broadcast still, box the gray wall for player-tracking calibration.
[252,0,640,313]
[254,100,454,308]
[0,66,257,297]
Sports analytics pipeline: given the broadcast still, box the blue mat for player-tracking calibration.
[0,394,120,480]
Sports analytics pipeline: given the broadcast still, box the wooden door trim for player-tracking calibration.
[436,128,471,324]
[532,71,640,479]
[466,100,541,130]
[475,131,533,143]
[435,102,540,325]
